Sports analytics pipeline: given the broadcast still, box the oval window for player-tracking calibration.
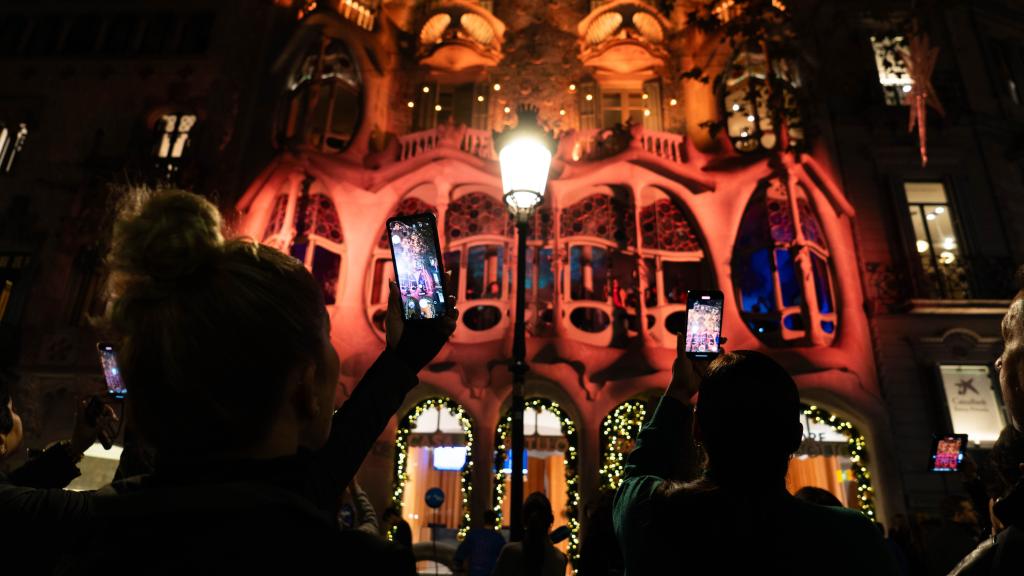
[664,311,686,335]
[464,305,502,331]
[570,307,611,333]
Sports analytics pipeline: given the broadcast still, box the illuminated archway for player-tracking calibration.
[392,397,475,540]
[599,400,649,490]
[790,403,877,520]
[493,398,581,565]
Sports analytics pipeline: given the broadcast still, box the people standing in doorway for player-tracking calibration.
[452,510,505,576]
[492,492,568,576]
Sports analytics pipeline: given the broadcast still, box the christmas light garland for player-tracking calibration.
[599,400,648,490]
[802,404,877,520]
[493,398,581,570]
[391,397,475,538]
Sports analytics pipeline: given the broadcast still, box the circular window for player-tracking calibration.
[664,311,686,335]
[464,305,502,331]
[570,307,611,333]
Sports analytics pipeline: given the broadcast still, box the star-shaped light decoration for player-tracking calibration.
[900,28,945,166]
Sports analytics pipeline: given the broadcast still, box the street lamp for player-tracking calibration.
[494,105,555,542]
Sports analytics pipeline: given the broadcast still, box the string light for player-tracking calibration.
[422,86,431,93]
[493,83,501,91]
[503,106,511,114]
[669,98,678,106]
[392,398,475,540]
[477,95,485,102]
[599,401,647,490]
[559,109,566,116]
[568,83,577,92]
[494,399,581,572]
[407,101,415,108]
[585,94,593,101]
[434,104,442,112]
[803,405,877,520]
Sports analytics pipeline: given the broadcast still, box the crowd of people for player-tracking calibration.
[0,189,1021,575]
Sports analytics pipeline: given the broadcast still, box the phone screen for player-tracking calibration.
[685,290,724,358]
[930,434,967,472]
[97,343,127,398]
[387,213,447,321]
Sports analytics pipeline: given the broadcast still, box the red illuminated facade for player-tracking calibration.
[2,0,1023,562]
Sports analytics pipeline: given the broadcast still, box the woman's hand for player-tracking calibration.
[665,330,722,405]
[385,274,459,373]
[70,397,119,456]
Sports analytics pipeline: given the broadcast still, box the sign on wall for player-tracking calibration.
[939,365,1006,446]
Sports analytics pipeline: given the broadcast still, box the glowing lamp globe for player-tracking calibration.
[494,106,556,221]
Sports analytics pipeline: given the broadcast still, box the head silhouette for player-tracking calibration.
[106,190,339,462]
[523,492,555,573]
[694,350,803,486]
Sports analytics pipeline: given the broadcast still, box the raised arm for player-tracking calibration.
[312,281,457,509]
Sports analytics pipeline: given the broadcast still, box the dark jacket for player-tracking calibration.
[5,442,82,489]
[612,396,898,576]
[950,480,1024,576]
[0,348,417,575]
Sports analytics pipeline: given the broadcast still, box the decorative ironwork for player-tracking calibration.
[445,193,511,241]
[300,193,343,243]
[639,199,701,252]
[559,193,636,247]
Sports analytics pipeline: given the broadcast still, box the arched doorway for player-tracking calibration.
[787,403,877,519]
[392,398,475,543]
[599,400,649,490]
[493,399,581,565]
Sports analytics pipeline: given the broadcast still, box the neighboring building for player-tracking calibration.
[2,0,1023,568]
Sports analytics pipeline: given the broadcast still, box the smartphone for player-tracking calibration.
[684,290,724,359]
[85,396,114,450]
[929,434,968,472]
[386,213,448,321]
[97,342,127,398]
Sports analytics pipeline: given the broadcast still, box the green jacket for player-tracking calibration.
[613,396,899,575]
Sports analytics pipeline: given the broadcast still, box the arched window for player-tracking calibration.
[493,399,581,565]
[637,187,708,345]
[722,47,803,153]
[733,176,837,345]
[559,187,636,345]
[261,182,344,306]
[283,35,362,152]
[393,399,474,541]
[445,191,511,334]
[367,194,436,333]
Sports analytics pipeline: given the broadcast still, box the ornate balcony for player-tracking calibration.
[577,0,669,76]
[417,0,505,72]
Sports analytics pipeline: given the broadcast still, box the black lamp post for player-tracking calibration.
[493,106,555,542]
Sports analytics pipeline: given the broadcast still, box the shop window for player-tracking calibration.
[790,404,877,518]
[722,48,803,153]
[903,182,968,299]
[394,400,474,544]
[494,400,580,562]
[733,177,837,345]
[284,36,362,152]
[0,122,29,174]
[870,35,912,106]
[154,113,197,180]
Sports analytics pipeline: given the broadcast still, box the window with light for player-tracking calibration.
[903,182,968,299]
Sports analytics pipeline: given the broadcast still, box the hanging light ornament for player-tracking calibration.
[900,27,945,167]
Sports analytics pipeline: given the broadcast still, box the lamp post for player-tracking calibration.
[494,106,555,543]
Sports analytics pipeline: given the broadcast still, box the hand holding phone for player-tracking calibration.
[97,342,126,398]
[76,396,119,452]
[386,213,449,321]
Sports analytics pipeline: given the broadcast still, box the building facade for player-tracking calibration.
[2,0,1023,566]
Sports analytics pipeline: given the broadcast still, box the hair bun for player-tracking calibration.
[109,189,225,284]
